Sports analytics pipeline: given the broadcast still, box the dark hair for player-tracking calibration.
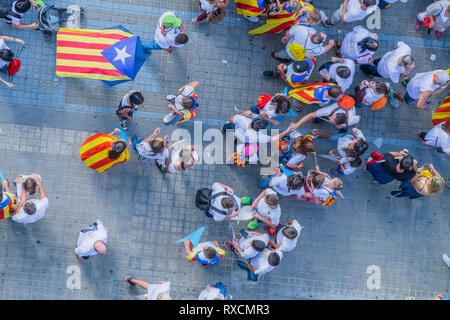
[400,155,414,171]
[175,33,189,45]
[149,139,165,155]
[272,95,291,114]
[350,157,362,168]
[309,171,325,188]
[108,141,126,159]
[14,0,31,13]
[282,226,298,240]
[311,33,324,44]
[23,178,37,195]
[203,247,217,259]
[358,37,378,53]
[130,92,144,107]
[24,201,37,215]
[287,174,304,190]
[336,66,351,79]
[344,138,368,158]
[374,81,388,95]
[251,240,266,252]
[293,60,310,73]
[363,0,377,7]
[400,55,415,70]
[181,96,195,109]
[327,85,343,99]
[0,49,14,62]
[221,197,235,209]
[265,194,279,207]
[250,118,269,131]
[334,113,347,125]
[268,252,281,266]
[291,137,315,156]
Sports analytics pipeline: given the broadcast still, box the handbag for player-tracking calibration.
[207,7,226,24]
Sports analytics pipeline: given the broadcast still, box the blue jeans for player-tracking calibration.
[329,132,347,142]
[403,91,417,105]
[141,40,162,53]
[259,174,275,188]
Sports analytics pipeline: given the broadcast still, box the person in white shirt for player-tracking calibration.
[272,219,302,252]
[354,80,389,108]
[378,0,407,10]
[320,0,378,26]
[208,182,240,222]
[337,26,379,64]
[132,128,171,163]
[12,174,48,224]
[259,169,305,199]
[319,57,355,93]
[225,230,269,259]
[141,11,189,53]
[13,173,40,201]
[247,188,281,230]
[160,145,200,174]
[273,25,335,61]
[281,131,316,169]
[3,0,39,30]
[392,70,449,109]
[193,0,228,24]
[198,282,231,300]
[248,248,283,277]
[418,121,450,156]
[0,35,24,88]
[292,95,361,131]
[74,219,108,260]
[242,93,291,126]
[415,1,450,38]
[302,168,344,204]
[125,278,171,300]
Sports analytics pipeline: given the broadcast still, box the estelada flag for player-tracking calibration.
[289,82,334,104]
[80,133,130,173]
[235,0,265,17]
[56,25,146,86]
[432,96,450,126]
[322,191,337,207]
[0,193,15,220]
[249,0,314,35]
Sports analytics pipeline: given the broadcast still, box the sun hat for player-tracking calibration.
[338,95,355,110]
[162,15,182,28]
[434,70,450,86]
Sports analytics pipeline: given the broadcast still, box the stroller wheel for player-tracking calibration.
[80,7,85,14]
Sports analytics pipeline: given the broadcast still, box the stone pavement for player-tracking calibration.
[0,0,449,300]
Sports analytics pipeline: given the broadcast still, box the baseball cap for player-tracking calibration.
[162,15,182,28]
[434,70,450,86]
[338,95,355,110]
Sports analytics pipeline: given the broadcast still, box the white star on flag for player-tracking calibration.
[113,46,132,65]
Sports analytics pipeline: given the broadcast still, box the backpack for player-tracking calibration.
[195,188,228,218]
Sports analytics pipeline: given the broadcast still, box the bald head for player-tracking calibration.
[94,240,107,255]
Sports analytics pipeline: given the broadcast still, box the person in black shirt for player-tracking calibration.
[365,149,417,184]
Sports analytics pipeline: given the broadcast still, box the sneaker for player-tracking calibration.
[443,254,450,268]
[119,120,128,131]
[241,196,252,205]
[247,219,259,230]
[236,260,249,270]
[263,70,277,78]
[414,14,421,31]
[166,95,176,101]
[319,10,332,27]
[155,159,165,173]
[435,31,442,38]
[371,179,379,184]
[163,111,176,124]
[224,241,235,252]
[243,15,259,23]
[389,90,399,108]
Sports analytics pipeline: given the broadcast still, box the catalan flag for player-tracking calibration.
[80,133,130,173]
[0,193,15,220]
[176,93,199,124]
[432,96,450,126]
[289,83,334,104]
[249,0,314,35]
[56,25,146,86]
[235,0,265,17]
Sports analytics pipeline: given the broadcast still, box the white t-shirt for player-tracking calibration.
[328,59,355,92]
[120,90,136,108]
[0,39,10,69]
[12,198,49,224]
[260,98,278,119]
[383,0,407,3]
[341,26,376,64]
[424,123,450,153]
[406,71,445,100]
[3,1,23,26]
[254,189,281,225]
[315,103,360,127]
[233,115,271,144]
[167,148,199,173]
[341,161,357,175]
[136,142,170,162]
[200,0,223,13]
[363,87,385,105]
[377,41,411,83]
[286,131,306,168]
[175,85,195,110]
[312,176,333,201]
[209,182,241,222]
[146,282,170,300]
[341,0,377,23]
[74,222,108,257]
[250,248,283,276]
[271,174,305,198]
[276,220,302,252]
[192,241,221,263]
[198,287,225,300]
[154,11,182,49]
[238,233,270,259]
[287,25,326,58]
[337,128,366,162]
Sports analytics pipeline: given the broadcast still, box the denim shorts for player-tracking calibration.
[403,91,417,105]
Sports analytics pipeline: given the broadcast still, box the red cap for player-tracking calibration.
[338,95,355,110]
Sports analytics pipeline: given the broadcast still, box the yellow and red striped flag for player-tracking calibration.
[0,192,15,220]
[235,0,265,17]
[432,96,450,126]
[289,83,334,104]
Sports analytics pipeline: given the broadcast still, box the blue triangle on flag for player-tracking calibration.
[176,226,206,247]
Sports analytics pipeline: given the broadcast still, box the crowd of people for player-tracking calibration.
[0,0,449,300]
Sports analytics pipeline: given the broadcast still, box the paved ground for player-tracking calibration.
[0,0,449,300]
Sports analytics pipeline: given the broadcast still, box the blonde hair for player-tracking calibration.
[330,178,344,191]
[306,9,321,26]
[426,177,445,195]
